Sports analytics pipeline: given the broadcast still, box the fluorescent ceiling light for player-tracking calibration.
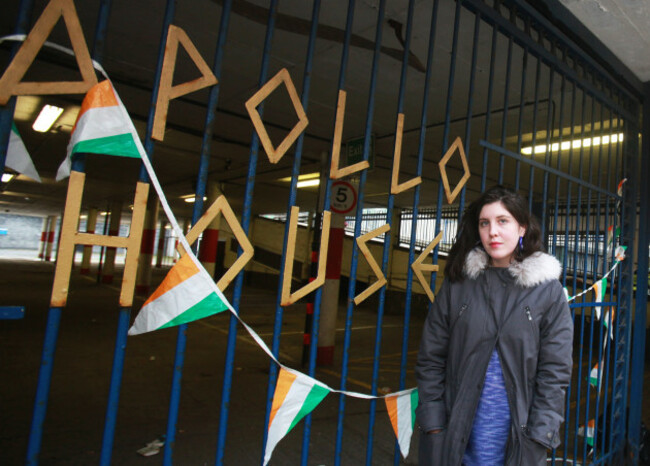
[1,173,15,183]
[181,194,207,203]
[32,104,64,132]
[521,132,624,155]
[296,179,320,188]
[279,172,320,182]
[279,172,321,188]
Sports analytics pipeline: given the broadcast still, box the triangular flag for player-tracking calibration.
[128,254,231,335]
[6,123,41,182]
[578,419,596,446]
[593,278,607,320]
[607,226,620,246]
[57,80,141,181]
[603,307,616,341]
[617,178,627,197]
[589,361,603,389]
[385,389,418,458]
[614,245,626,262]
[264,368,329,465]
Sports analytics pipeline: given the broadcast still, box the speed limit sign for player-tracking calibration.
[330,180,357,214]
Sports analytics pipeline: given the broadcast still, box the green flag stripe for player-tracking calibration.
[288,383,329,432]
[71,133,141,159]
[157,292,229,330]
[410,390,419,428]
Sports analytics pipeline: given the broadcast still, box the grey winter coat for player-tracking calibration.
[415,248,573,466]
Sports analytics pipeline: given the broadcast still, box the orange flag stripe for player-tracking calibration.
[385,395,399,434]
[73,81,119,132]
[142,254,200,306]
[268,369,297,429]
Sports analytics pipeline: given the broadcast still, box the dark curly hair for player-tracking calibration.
[444,185,544,282]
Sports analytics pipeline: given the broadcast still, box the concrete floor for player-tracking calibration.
[0,254,422,465]
[1,252,649,465]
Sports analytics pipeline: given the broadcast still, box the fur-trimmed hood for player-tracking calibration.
[463,247,561,288]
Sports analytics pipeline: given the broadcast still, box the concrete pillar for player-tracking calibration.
[44,215,57,261]
[155,220,167,268]
[38,217,49,259]
[80,208,98,275]
[135,194,159,295]
[318,213,345,366]
[101,201,122,284]
[198,183,222,277]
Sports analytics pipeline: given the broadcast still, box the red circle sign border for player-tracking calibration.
[330,180,357,215]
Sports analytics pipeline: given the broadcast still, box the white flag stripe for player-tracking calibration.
[264,379,312,465]
[396,393,413,457]
[7,128,40,182]
[67,106,132,154]
[128,272,213,335]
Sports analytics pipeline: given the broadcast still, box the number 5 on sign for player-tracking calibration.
[330,180,357,215]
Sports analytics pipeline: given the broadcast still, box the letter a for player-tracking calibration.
[0,0,98,105]
[152,25,218,140]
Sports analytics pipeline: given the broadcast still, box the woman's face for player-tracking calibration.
[478,201,526,267]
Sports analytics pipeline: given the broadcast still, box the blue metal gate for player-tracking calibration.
[1,0,647,464]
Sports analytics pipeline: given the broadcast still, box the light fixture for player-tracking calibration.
[521,132,624,155]
[297,179,320,188]
[181,194,207,203]
[1,173,15,183]
[33,104,64,132]
[279,172,321,188]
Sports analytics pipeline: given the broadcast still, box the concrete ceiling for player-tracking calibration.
[559,0,650,82]
[0,0,644,222]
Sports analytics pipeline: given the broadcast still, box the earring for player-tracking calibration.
[518,236,524,250]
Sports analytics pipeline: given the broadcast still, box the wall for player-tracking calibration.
[0,213,45,249]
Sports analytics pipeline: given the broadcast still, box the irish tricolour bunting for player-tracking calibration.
[128,254,231,335]
[264,368,329,465]
[578,419,596,447]
[589,361,603,389]
[385,389,418,458]
[593,278,607,320]
[7,123,40,182]
[57,80,141,180]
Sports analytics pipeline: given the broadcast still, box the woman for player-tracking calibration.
[415,186,573,465]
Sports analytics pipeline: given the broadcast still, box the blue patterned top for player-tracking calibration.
[462,348,511,465]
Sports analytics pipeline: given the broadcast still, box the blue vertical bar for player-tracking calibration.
[480,25,498,192]
[215,1,278,464]
[571,86,587,463]
[561,79,577,465]
[540,63,555,240]
[186,1,234,464]
[627,82,649,460]
[365,0,416,462]
[0,0,35,172]
[26,307,62,465]
[392,4,443,463]
[617,112,637,456]
[527,56,542,211]
[581,91,597,462]
[514,46,528,192]
[242,1,321,465]
[497,35,513,184]
[551,68,566,257]
[458,10,480,218]
[335,0,386,463]
[431,0,462,290]
[101,1,169,464]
